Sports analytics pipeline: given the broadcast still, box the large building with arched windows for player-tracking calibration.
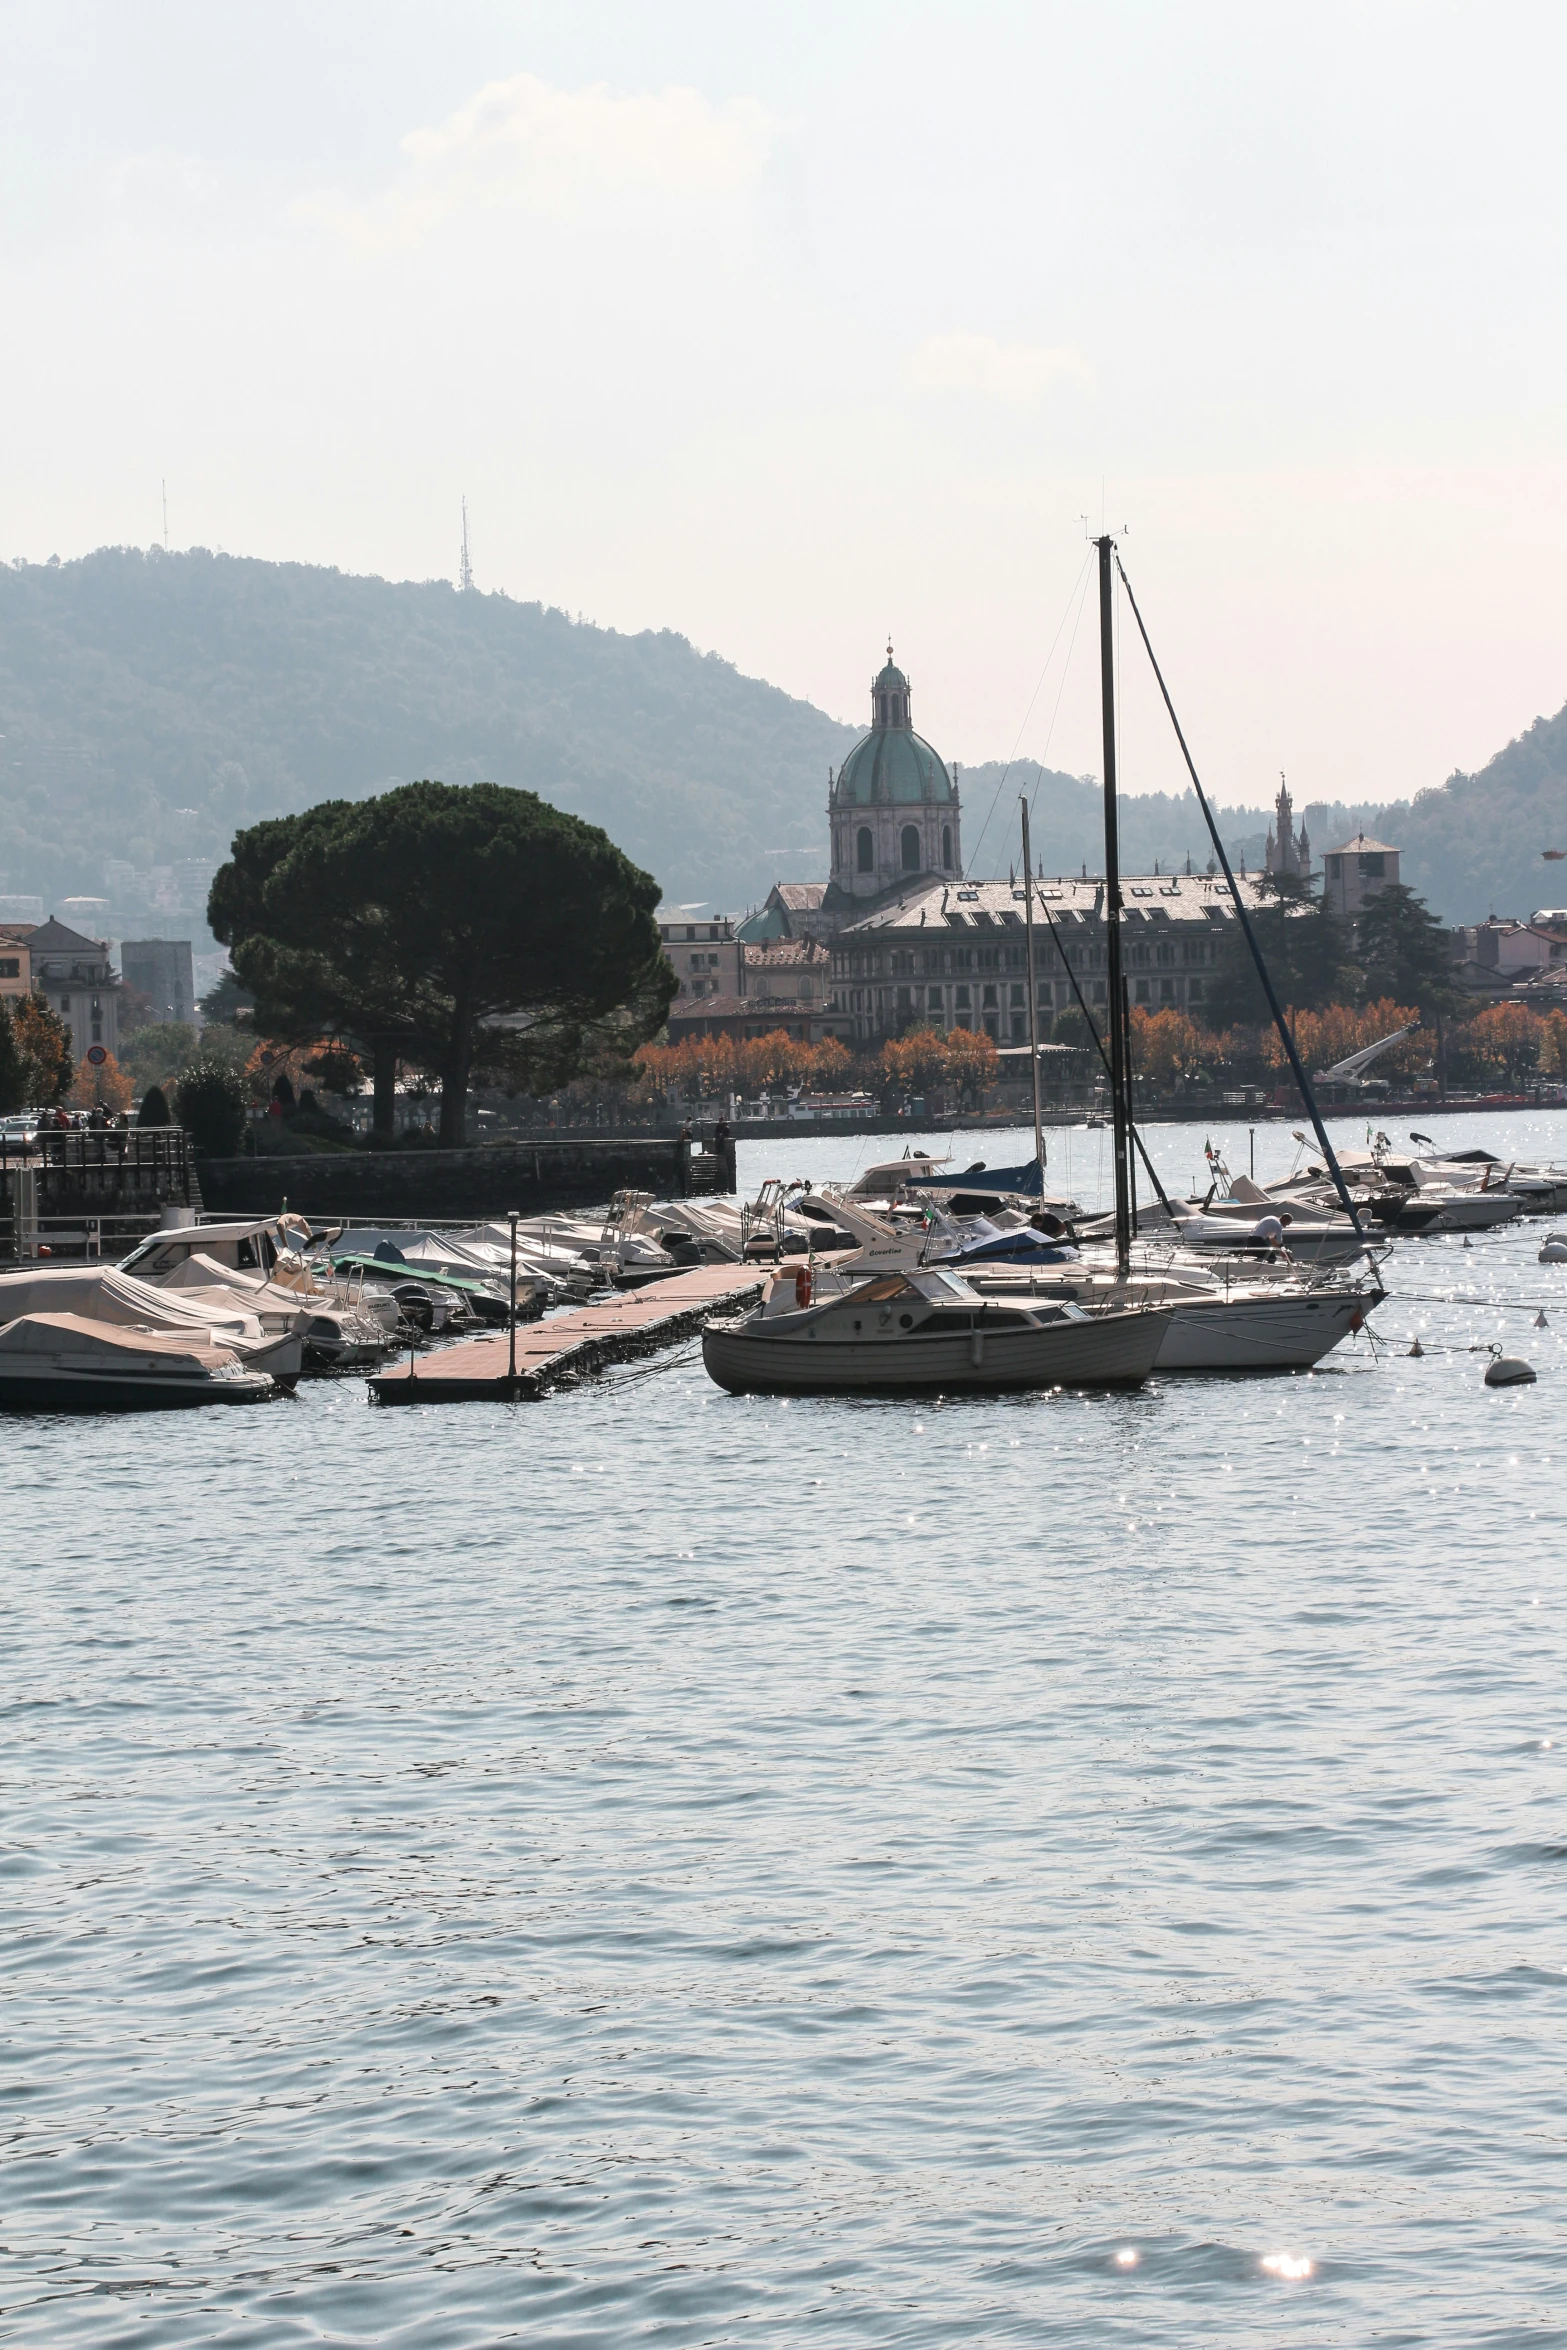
[715,641,1275,1050]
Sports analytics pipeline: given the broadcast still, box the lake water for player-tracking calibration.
[4,1110,1565,2347]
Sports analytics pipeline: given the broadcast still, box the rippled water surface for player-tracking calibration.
[5,1112,1566,2346]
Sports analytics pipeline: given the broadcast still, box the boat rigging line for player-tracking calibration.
[1019,794,1047,1182]
[1031,866,1175,1213]
[968,549,1093,877]
[1111,550,1367,1246]
[1095,536,1136,1274]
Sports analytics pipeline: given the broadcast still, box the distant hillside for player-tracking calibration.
[0,545,1558,928]
[0,547,858,916]
[1384,706,1567,923]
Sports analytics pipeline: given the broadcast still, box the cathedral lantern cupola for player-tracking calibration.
[828,643,962,898]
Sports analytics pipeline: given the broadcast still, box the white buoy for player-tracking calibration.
[1486,1356,1538,1387]
[1540,1235,1567,1263]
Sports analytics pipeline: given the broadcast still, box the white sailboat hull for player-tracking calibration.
[1153,1288,1375,1371]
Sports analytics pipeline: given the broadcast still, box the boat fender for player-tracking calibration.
[1349,1307,1363,1332]
[1539,1235,1567,1263]
[794,1265,813,1310]
[1485,1355,1537,1388]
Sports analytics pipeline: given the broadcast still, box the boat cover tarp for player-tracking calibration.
[942,1231,1076,1265]
[0,1265,257,1337]
[0,1312,235,1369]
[899,1158,1046,1197]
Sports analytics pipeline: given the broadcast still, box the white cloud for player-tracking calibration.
[310,72,779,246]
[906,333,1093,402]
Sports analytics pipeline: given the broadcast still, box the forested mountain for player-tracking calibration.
[1392,709,1567,922]
[0,545,1558,924]
[0,547,856,916]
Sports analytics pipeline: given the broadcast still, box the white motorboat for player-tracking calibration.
[702,1265,1172,1395]
[1431,1147,1567,1212]
[123,1224,397,1368]
[1286,1148,1523,1232]
[1079,1196,1375,1264]
[0,1312,276,1410]
[0,1264,306,1386]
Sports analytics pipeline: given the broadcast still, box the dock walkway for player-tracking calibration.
[368,1264,764,1404]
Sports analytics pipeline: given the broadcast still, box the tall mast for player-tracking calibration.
[1019,794,1045,1194]
[1096,534,1134,1273]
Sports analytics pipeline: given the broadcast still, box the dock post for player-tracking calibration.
[508,1209,519,1388]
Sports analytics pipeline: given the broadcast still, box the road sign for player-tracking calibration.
[86,1044,108,1066]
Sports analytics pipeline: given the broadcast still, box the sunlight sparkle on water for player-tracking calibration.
[1114,2247,1139,2269]
[1261,2252,1313,2281]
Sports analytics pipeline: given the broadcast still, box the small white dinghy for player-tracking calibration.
[0,1313,277,1410]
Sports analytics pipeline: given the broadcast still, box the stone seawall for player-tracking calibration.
[197,1136,728,1221]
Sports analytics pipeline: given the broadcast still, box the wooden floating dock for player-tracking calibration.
[367,1264,764,1405]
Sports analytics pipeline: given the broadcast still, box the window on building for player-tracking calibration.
[1189,978,1204,1001]
[857,827,874,873]
[0,960,17,979]
[901,825,920,872]
[983,1014,999,1039]
[954,984,971,1010]
[1160,979,1176,1001]
[1092,981,1108,1003]
[982,983,998,1009]
[685,925,697,941]
[942,825,953,869]
[927,987,943,1011]
[1134,979,1152,1003]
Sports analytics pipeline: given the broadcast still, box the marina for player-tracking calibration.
[4,1104,1563,2347]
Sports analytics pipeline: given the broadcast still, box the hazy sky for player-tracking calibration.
[5,0,1566,838]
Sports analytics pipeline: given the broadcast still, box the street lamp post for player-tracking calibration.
[508,1210,519,1386]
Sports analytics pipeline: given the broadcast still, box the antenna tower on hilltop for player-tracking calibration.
[459,498,474,593]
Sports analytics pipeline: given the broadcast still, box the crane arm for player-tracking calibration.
[1315,1021,1419,1083]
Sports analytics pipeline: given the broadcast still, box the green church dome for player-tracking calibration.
[833,641,955,807]
[834,726,954,807]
